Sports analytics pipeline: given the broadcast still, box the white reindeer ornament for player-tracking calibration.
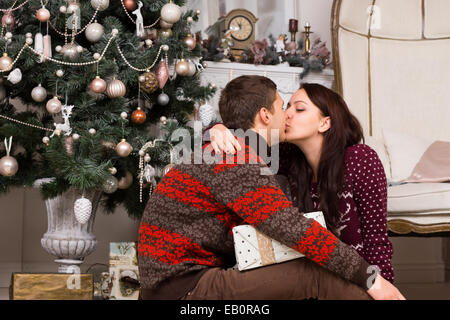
[51,105,74,137]
[132,2,145,38]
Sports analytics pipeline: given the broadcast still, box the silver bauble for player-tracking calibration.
[106,79,126,98]
[160,2,182,24]
[0,155,18,177]
[91,0,109,11]
[157,93,170,106]
[62,43,80,60]
[116,139,133,157]
[46,96,62,114]
[85,22,104,42]
[102,175,118,194]
[31,84,47,102]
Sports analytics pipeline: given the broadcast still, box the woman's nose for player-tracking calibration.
[285,107,292,118]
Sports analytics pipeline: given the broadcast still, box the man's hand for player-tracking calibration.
[210,124,242,154]
[367,273,406,300]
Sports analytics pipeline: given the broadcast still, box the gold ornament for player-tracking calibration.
[118,171,133,189]
[106,78,126,98]
[175,59,190,76]
[116,139,133,157]
[138,72,159,94]
[90,76,107,93]
[0,53,13,71]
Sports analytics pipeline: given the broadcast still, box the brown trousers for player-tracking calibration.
[181,258,372,300]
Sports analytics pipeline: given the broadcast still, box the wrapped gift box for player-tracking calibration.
[232,211,327,271]
[9,273,93,300]
[109,242,140,300]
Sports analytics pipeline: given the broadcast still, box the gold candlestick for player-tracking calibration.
[302,22,313,55]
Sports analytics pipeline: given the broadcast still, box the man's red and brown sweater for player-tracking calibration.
[138,133,374,299]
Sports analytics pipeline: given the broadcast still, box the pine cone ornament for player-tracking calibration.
[198,103,215,127]
[138,72,159,94]
[74,196,92,224]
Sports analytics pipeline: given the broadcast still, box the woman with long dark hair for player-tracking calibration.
[208,83,394,283]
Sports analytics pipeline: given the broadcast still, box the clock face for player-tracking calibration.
[228,15,253,41]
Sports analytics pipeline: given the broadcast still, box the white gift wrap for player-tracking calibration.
[232,211,327,271]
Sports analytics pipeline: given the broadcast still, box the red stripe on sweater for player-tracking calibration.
[138,223,222,266]
[292,220,338,266]
[155,169,241,231]
[227,185,292,226]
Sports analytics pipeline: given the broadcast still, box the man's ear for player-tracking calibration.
[319,116,331,133]
[258,107,271,125]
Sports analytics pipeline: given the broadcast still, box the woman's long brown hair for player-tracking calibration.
[282,83,364,236]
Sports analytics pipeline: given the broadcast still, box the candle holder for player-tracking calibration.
[302,23,314,55]
[289,19,298,43]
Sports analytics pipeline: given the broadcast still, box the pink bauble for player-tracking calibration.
[1,11,14,28]
[90,76,107,93]
[106,79,126,98]
[36,7,50,22]
[184,35,196,51]
[46,97,62,114]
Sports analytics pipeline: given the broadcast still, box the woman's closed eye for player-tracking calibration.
[296,108,305,112]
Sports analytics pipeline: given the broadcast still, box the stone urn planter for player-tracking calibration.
[35,179,102,273]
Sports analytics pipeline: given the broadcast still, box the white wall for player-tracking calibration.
[186,0,332,52]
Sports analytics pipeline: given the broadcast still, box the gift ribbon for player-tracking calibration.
[255,229,276,265]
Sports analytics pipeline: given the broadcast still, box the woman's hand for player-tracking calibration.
[367,273,406,300]
[209,124,242,154]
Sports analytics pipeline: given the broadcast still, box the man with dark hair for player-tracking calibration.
[138,75,403,300]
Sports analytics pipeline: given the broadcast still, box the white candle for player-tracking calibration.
[305,21,311,27]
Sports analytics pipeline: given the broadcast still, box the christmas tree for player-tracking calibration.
[0,0,214,220]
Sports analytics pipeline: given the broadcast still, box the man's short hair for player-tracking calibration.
[218,75,277,130]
